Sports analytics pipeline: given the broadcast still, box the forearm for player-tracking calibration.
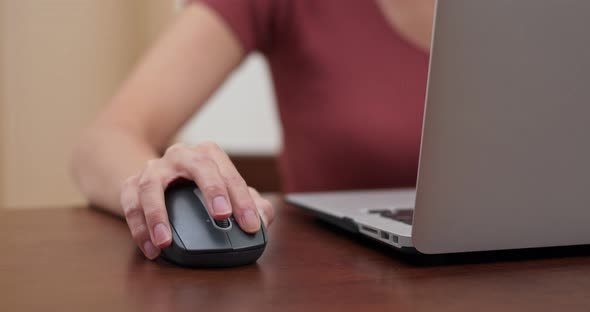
[70,125,158,217]
[70,3,244,217]
[377,0,435,52]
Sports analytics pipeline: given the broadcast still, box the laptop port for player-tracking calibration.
[380,231,390,240]
[360,225,378,235]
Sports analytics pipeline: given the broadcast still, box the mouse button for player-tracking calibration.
[182,229,231,253]
[226,217,265,250]
[169,224,187,250]
[167,189,232,252]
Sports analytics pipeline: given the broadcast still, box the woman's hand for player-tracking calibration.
[119,142,275,260]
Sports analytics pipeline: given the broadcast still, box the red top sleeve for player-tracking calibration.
[184,0,278,53]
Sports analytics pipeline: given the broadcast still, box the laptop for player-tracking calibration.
[286,0,590,255]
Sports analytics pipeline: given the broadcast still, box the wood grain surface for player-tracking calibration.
[2,196,590,312]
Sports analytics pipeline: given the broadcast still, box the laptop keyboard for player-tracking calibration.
[368,209,414,225]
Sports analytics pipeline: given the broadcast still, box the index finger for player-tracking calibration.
[204,144,261,233]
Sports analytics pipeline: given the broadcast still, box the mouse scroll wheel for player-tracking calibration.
[214,218,230,228]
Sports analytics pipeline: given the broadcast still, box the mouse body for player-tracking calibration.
[161,180,268,268]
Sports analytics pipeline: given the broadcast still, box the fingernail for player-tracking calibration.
[212,196,231,216]
[241,209,260,231]
[143,240,158,259]
[153,223,171,246]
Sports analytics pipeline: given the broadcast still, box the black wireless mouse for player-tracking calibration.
[161,180,268,268]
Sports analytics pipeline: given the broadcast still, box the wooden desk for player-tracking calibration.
[2,196,590,312]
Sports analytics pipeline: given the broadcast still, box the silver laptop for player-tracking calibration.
[286,0,590,254]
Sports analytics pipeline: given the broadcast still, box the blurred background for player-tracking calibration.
[0,0,282,209]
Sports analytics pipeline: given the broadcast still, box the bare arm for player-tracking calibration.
[71,4,274,259]
[71,4,241,215]
[377,0,435,52]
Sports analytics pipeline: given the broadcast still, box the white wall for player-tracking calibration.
[177,54,282,155]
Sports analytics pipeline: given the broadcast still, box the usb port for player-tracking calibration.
[380,231,390,240]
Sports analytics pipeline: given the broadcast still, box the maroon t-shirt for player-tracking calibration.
[191,0,430,192]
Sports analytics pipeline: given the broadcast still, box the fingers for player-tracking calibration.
[248,187,275,227]
[205,143,261,233]
[164,142,260,232]
[121,176,160,259]
[123,141,267,260]
[137,160,173,248]
[164,144,232,220]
